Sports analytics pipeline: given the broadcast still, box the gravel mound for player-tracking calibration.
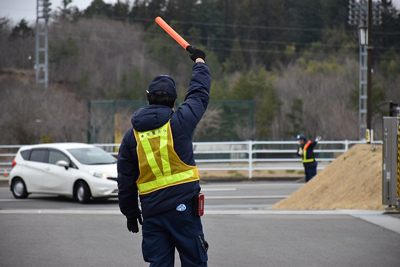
[271,144,384,210]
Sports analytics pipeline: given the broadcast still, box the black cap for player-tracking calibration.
[146,75,177,97]
[295,134,306,140]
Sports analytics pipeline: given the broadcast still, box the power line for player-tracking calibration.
[49,23,397,52]
[53,34,396,60]
[105,16,400,35]
[4,1,400,35]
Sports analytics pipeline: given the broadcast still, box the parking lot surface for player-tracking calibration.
[0,183,399,267]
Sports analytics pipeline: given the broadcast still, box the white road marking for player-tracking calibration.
[206,204,273,209]
[206,195,289,199]
[202,183,302,188]
[0,199,31,202]
[0,209,121,214]
[205,210,345,215]
[201,188,237,191]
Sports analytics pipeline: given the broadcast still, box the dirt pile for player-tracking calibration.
[271,144,385,210]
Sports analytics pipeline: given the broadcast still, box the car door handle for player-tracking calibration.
[44,167,50,171]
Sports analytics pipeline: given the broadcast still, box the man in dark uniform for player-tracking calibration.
[117,47,210,267]
[295,134,321,182]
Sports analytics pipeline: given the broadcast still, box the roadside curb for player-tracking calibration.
[201,177,304,183]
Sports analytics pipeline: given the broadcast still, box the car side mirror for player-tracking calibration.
[56,160,69,170]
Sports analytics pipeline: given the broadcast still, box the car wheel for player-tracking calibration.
[75,181,91,204]
[11,178,28,199]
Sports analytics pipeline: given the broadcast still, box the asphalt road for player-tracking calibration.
[1,181,400,267]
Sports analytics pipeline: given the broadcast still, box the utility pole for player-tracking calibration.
[366,0,373,142]
[35,0,52,89]
[348,0,381,140]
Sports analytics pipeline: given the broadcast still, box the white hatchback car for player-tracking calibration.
[9,143,118,203]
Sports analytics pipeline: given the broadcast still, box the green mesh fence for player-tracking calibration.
[88,100,254,143]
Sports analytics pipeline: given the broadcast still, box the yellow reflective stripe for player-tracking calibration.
[302,149,314,163]
[137,169,195,194]
[160,134,171,177]
[140,138,164,178]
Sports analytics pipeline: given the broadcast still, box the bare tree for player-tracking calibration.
[273,58,359,140]
[193,107,224,141]
[0,75,86,144]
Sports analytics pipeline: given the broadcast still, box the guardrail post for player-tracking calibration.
[345,140,349,152]
[248,140,252,179]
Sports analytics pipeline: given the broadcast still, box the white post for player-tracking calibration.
[371,129,374,143]
[248,140,252,179]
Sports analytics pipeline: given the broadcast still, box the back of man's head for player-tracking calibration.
[146,75,177,108]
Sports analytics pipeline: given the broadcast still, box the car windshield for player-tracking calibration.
[67,147,117,165]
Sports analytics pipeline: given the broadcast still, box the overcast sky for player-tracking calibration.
[1,0,400,24]
[0,0,120,24]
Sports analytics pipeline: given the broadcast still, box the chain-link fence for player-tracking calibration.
[88,100,254,144]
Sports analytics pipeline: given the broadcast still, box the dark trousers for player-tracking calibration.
[142,199,208,267]
[304,161,317,182]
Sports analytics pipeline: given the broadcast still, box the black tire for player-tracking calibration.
[75,181,91,204]
[11,178,28,199]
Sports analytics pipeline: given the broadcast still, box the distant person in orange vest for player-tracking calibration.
[295,134,321,182]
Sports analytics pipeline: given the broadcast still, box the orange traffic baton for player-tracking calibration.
[303,140,311,151]
[155,16,194,53]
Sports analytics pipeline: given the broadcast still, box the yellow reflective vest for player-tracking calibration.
[133,120,200,195]
[299,147,315,163]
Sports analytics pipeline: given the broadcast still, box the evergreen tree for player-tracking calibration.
[84,0,113,18]
[57,0,80,21]
[231,68,280,139]
[113,0,130,21]
[11,19,34,38]
[222,38,246,73]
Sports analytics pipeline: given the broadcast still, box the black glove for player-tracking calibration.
[127,215,143,233]
[187,46,206,62]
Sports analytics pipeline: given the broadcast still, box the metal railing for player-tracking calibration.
[191,140,381,178]
[0,140,382,178]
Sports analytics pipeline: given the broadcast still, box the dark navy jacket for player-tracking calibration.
[117,63,211,219]
[296,139,318,168]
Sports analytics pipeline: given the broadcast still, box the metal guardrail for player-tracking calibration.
[0,140,382,178]
[191,140,382,178]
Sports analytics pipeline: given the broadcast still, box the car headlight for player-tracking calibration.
[90,171,110,179]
